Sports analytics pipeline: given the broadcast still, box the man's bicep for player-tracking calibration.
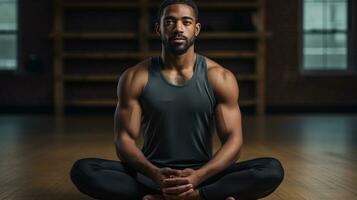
[215,102,242,143]
[114,99,142,140]
[213,69,243,144]
[114,69,142,141]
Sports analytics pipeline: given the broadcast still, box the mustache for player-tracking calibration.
[169,34,188,40]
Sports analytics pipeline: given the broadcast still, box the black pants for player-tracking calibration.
[70,157,284,200]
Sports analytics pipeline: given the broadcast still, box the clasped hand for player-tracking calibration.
[155,167,201,200]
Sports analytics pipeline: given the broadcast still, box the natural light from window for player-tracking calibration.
[303,0,348,70]
[0,0,17,70]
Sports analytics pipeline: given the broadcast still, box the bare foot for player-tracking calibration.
[186,189,203,200]
[142,194,165,200]
[162,189,202,200]
[225,197,236,200]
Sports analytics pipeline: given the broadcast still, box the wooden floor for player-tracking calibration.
[0,114,356,200]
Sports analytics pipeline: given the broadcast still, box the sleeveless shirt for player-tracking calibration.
[139,54,217,168]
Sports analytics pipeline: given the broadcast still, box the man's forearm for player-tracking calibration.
[116,137,159,182]
[195,134,242,184]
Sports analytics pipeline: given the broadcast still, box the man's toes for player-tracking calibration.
[142,194,164,200]
[225,197,236,200]
[142,195,154,200]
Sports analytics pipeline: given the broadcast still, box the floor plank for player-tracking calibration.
[0,114,356,199]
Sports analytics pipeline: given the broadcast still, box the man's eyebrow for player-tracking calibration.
[182,16,194,21]
[163,16,194,21]
[163,16,176,20]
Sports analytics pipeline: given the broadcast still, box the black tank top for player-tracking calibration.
[139,54,217,168]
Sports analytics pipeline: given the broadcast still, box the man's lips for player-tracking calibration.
[170,37,186,43]
[170,36,186,41]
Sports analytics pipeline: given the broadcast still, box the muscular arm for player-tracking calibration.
[114,66,159,182]
[194,66,243,184]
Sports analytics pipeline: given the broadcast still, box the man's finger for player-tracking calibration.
[162,177,190,187]
[161,168,181,177]
[178,188,194,197]
[162,184,193,195]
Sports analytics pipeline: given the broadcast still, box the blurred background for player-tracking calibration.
[0,0,356,114]
[0,0,356,199]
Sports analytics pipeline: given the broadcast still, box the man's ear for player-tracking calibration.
[155,22,161,36]
[195,22,201,37]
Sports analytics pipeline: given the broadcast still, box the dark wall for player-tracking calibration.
[0,0,356,110]
[0,0,53,107]
[265,0,357,107]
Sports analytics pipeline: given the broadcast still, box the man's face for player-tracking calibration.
[157,4,201,55]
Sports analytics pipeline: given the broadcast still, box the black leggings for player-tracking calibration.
[70,157,284,200]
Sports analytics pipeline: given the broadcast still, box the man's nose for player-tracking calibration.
[174,21,184,33]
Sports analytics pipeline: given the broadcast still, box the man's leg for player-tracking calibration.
[70,158,160,200]
[198,157,284,200]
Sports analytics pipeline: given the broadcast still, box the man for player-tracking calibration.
[70,0,284,200]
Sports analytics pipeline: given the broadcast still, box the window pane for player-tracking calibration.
[303,0,348,70]
[325,33,347,69]
[325,1,347,30]
[0,0,17,70]
[304,2,324,31]
[0,34,17,70]
[304,33,324,69]
[0,0,17,31]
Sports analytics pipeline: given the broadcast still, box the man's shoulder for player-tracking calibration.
[122,58,151,80]
[204,56,238,88]
[118,58,151,97]
[203,56,239,103]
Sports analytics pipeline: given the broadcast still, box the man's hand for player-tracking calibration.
[161,168,202,200]
[152,168,182,188]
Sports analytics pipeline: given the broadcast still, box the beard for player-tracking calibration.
[162,34,196,55]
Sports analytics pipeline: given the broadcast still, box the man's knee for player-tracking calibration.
[268,158,284,184]
[256,157,284,187]
[70,158,97,185]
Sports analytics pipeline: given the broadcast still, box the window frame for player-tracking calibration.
[299,0,357,76]
[0,0,19,72]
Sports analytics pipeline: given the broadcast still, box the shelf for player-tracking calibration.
[66,99,257,107]
[149,2,260,9]
[239,100,257,106]
[63,2,260,10]
[236,75,258,81]
[50,32,137,40]
[64,75,120,82]
[199,32,271,39]
[51,31,270,40]
[63,74,258,82]
[148,32,270,40]
[63,2,138,9]
[53,0,267,115]
[202,51,256,59]
[63,52,143,60]
[66,99,117,107]
[63,51,256,60]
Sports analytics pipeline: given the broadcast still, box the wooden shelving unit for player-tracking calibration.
[52,0,268,115]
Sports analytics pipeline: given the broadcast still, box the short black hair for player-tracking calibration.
[157,0,199,22]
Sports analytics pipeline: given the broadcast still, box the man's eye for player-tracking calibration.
[183,21,192,25]
[165,20,174,25]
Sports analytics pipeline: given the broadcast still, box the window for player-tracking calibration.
[302,0,348,70]
[0,0,17,70]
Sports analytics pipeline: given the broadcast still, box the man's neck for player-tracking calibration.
[160,47,196,71]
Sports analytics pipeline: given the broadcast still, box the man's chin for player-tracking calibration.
[168,47,189,55]
[165,41,194,55]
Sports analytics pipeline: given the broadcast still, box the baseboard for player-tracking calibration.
[266,105,357,114]
[0,105,356,115]
[0,106,53,114]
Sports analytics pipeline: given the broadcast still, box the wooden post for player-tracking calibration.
[139,0,149,58]
[53,0,64,116]
[256,0,266,116]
